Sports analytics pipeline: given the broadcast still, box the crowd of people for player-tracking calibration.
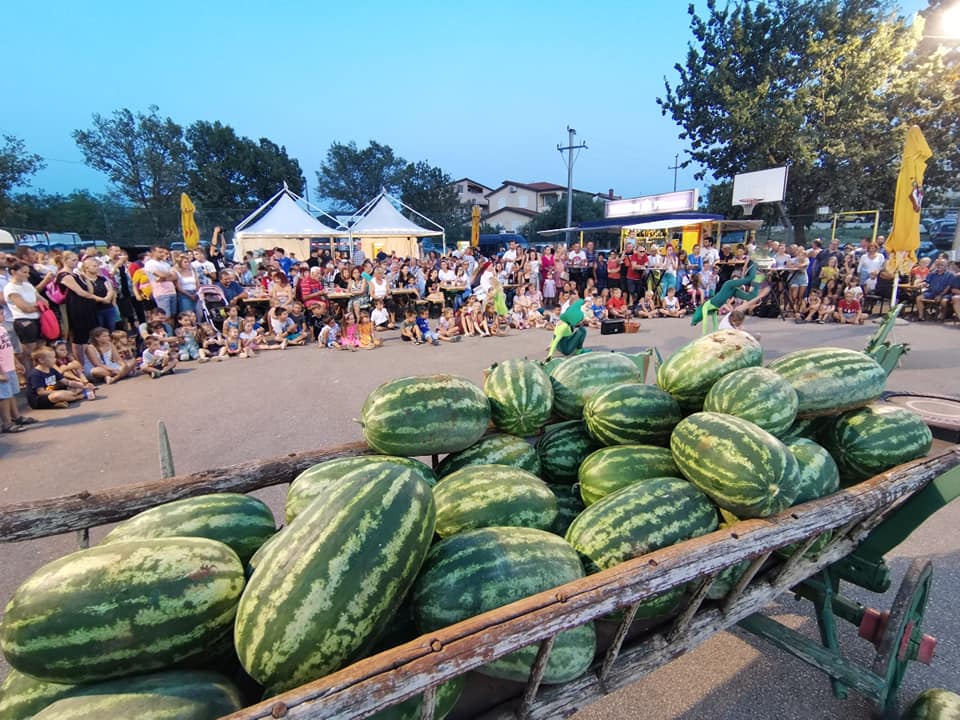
[1,228,957,433]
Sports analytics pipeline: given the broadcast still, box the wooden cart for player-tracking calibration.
[0,430,958,720]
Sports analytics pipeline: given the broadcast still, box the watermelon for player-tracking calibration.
[100,493,275,564]
[767,347,886,417]
[670,412,800,518]
[549,352,642,419]
[436,434,540,479]
[246,527,285,579]
[0,670,80,720]
[359,374,490,456]
[541,357,565,377]
[411,527,596,684]
[26,671,243,720]
[779,415,830,442]
[1,539,244,684]
[786,439,840,504]
[285,455,436,523]
[234,471,435,695]
[583,383,681,446]
[706,512,751,600]
[566,478,718,620]
[904,689,960,720]
[484,359,554,435]
[702,367,798,437]
[819,404,933,484]
[368,677,465,720]
[656,330,763,411]
[536,421,600,483]
[547,483,585,536]
[433,465,557,538]
[577,445,680,506]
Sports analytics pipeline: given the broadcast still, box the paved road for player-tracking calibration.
[1,317,957,717]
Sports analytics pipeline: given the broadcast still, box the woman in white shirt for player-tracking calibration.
[857,243,885,291]
[3,261,42,367]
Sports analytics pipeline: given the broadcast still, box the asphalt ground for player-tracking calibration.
[1,315,958,718]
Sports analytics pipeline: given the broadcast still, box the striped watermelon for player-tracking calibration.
[412,527,596,684]
[578,445,681,506]
[702,367,798,437]
[101,493,275,564]
[25,671,243,720]
[433,465,557,537]
[779,415,830,443]
[368,677,465,720]
[786,439,840,504]
[0,670,81,720]
[235,472,435,694]
[436,434,540,479]
[819,404,933,484]
[566,478,717,620]
[536,421,600,483]
[541,357,565,377]
[706,512,751,600]
[484,359,554,435]
[246,527,284,579]
[767,347,886,417]
[0,539,244,684]
[656,330,763,411]
[546,482,585,535]
[670,412,800,518]
[549,352,642,419]
[904,689,960,720]
[285,455,436,523]
[583,383,681,446]
[360,375,490,456]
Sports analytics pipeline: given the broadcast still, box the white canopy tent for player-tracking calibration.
[348,191,444,259]
[234,185,346,261]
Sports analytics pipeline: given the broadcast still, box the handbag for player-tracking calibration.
[45,280,67,305]
[38,299,61,341]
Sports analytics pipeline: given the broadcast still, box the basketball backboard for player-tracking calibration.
[732,166,789,215]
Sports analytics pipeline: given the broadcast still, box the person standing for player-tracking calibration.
[3,261,43,372]
[175,254,201,316]
[144,247,178,319]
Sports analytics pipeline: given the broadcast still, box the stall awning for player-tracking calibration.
[579,212,724,232]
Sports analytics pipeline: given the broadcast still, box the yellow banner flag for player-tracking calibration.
[470,205,481,247]
[180,192,200,250]
[885,126,932,273]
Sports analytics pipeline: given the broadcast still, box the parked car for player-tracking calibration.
[917,240,943,263]
[930,218,956,250]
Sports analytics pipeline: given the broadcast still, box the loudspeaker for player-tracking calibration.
[601,319,625,335]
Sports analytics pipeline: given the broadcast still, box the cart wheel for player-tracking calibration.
[871,559,935,716]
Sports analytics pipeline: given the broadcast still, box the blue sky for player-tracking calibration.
[5,0,928,207]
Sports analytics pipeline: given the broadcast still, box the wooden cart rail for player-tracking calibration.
[215,449,960,720]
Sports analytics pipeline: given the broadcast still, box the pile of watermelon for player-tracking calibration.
[0,331,935,720]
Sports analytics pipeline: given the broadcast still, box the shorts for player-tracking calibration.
[789,274,809,287]
[13,318,41,344]
[0,370,19,400]
[843,312,857,320]
[626,279,642,297]
[27,394,57,410]
[3,322,21,353]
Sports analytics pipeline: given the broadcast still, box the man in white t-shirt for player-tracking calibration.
[502,242,518,274]
[191,250,217,283]
[143,247,179,318]
[700,238,720,267]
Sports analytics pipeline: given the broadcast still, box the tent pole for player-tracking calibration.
[442,232,446,255]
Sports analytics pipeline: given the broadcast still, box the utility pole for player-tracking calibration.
[557,126,587,246]
[668,153,681,192]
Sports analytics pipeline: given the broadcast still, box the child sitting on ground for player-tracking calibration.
[53,341,88,385]
[318,316,340,349]
[223,305,241,334]
[176,313,203,361]
[483,303,503,337]
[635,290,659,319]
[835,289,864,325]
[357,312,382,349]
[660,286,685,318]
[370,299,391,331]
[339,314,361,351]
[416,308,441,345]
[268,307,305,346]
[400,309,424,344]
[437,307,462,342]
[799,288,823,323]
[223,327,244,358]
[305,303,327,342]
[606,287,628,318]
[27,346,87,409]
[110,331,137,364]
[141,335,178,378]
[198,322,226,360]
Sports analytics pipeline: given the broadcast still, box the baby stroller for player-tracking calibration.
[197,285,229,330]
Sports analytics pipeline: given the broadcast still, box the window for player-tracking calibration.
[518,195,528,209]
[498,197,506,209]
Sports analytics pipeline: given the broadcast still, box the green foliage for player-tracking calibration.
[0,135,45,221]
[73,106,189,240]
[521,193,606,239]
[185,121,305,208]
[398,160,460,230]
[315,140,407,212]
[658,0,960,233]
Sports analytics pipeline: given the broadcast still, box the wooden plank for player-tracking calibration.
[0,442,372,543]
[217,449,960,720]
[517,636,556,720]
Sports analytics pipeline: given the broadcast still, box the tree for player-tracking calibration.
[0,135,45,221]
[185,121,305,209]
[398,160,461,234]
[315,141,407,212]
[521,194,606,240]
[658,0,960,242]
[73,106,189,239]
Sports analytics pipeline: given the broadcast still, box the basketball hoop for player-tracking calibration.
[737,198,762,216]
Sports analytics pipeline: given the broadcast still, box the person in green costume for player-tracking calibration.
[691,261,762,334]
[546,299,589,359]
